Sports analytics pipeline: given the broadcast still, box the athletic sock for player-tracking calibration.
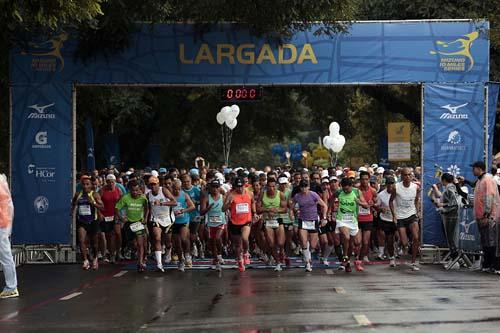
[155,251,162,265]
[302,248,311,263]
[323,245,333,259]
[378,246,385,255]
[335,245,344,261]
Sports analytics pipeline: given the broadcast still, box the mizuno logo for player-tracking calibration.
[439,103,468,120]
[441,103,468,114]
[27,103,56,119]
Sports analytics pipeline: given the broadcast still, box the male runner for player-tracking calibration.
[98,174,123,263]
[171,179,195,272]
[358,171,378,263]
[377,176,397,267]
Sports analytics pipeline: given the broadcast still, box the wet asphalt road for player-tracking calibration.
[1,261,500,333]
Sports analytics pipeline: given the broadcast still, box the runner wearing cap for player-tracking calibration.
[115,180,149,272]
[358,171,378,264]
[146,176,177,272]
[329,175,345,269]
[171,179,195,272]
[72,175,105,270]
[377,176,397,267]
[223,177,256,272]
[278,174,293,265]
[390,167,421,271]
[200,179,226,271]
[257,178,288,271]
[335,177,369,273]
[290,179,329,272]
[98,174,123,263]
[319,177,335,266]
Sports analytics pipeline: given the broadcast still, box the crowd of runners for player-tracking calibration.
[72,164,425,273]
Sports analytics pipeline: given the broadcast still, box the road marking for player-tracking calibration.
[59,292,82,301]
[1,311,19,321]
[114,270,128,277]
[354,314,372,326]
[325,269,334,275]
[334,287,346,294]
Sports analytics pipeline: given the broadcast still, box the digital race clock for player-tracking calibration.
[220,86,263,102]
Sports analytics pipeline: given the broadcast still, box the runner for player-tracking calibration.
[171,179,195,272]
[290,179,329,272]
[115,180,149,272]
[223,177,256,272]
[146,176,177,272]
[390,167,421,271]
[98,174,123,263]
[200,179,226,271]
[71,175,104,270]
[181,174,203,259]
[257,178,288,271]
[335,177,369,273]
[357,171,378,263]
[278,175,293,265]
[377,176,397,267]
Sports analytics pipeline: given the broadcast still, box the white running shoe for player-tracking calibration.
[178,261,185,272]
[363,256,370,263]
[321,258,330,266]
[156,264,165,273]
[410,263,420,271]
[305,262,312,272]
[191,245,198,258]
[389,257,396,267]
[274,263,283,272]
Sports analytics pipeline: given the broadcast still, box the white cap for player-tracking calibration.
[106,174,116,181]
[234,167,243,172]
[284,171,291,178]
[330,176,338,181]
[320,170,329,178]
[335,170,343,176]
[321,177,329,184]
[215,172,225,182]
[303,168,309,172]
[151,170,159,177]
[125,171,132,176]
[358,166,368,172]
[278,177,288,184]
[371,163,378,169]
[376,167,385,174]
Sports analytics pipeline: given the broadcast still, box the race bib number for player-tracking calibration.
[401,199,413,208]
[192,215,202,223]
[236,203,249,214]
[302,220,316,230]
[358,206,370,215]
[78,205,91,216]
[130,221,145,232]
[265,220,279,228]
[208,215,223,226]
[341,213,354,224]
[155,214,172,227]
[104,216,114,222]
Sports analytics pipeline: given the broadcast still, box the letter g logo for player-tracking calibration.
[35,131,48,145]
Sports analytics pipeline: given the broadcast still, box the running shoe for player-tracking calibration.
[305,262,312,272]
[389,257,396,267]
[178,261,185,272]
[410,263,420,271]
[156,264,165,273]
[238,260,245,272]
[354,260,364,272]
[92,258,99,270]
[345,261,352,273]
[377,253,386,260]
[137,264,145,273]
[216,263,222,272]
[82,259,90,270]
[191,245,198,258]
[362,256,370,263]
[337,265,345,271]
[274,263,283,272]
[164,252,172,264]
[321,258,330,266]
[244,253,251,265]
[185,255,193,268]
[0,288,19,299]
[217,255,225,265]
[109,255,116,264]
[171,254,179,264]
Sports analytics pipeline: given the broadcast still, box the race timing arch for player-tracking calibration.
[9,20,499,254]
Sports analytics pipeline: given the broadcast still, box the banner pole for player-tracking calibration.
[484,85,489,167]
[72,84,77,251]
[420,83,425,245]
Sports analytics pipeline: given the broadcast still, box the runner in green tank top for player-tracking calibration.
[257,178,287,271]
[335,178,369,273]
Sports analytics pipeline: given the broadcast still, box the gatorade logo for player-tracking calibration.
[32,131,52,149]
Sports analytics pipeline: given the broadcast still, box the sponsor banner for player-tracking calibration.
[11,21,489,85]
[422,83,485,245]
[11,83,72,244]
[487,83,499,165]
[85,118,96,171]
[104,133,121,166]
[455,207,482,252]
[388,122,411,161]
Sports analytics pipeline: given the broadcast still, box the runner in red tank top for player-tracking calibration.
[98,174,123,263]
[358,171,378,266]
[223,177,256,272]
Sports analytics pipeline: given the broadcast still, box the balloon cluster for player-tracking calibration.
[323,122,346,153]
[216,105,240,130]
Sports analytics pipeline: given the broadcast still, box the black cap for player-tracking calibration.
[385,176,396,184]
[369,175,377,183]
[470,161,486,170]
[233,177,245,187]
[299,179,309,188]
[210,179,220,187]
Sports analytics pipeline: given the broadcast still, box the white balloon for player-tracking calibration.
[216,112,225,125]
[329,122,340,136]
[337,134,346,147]
[230,104,240,118]
[323,136,334,149]
[226,118,237,130]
